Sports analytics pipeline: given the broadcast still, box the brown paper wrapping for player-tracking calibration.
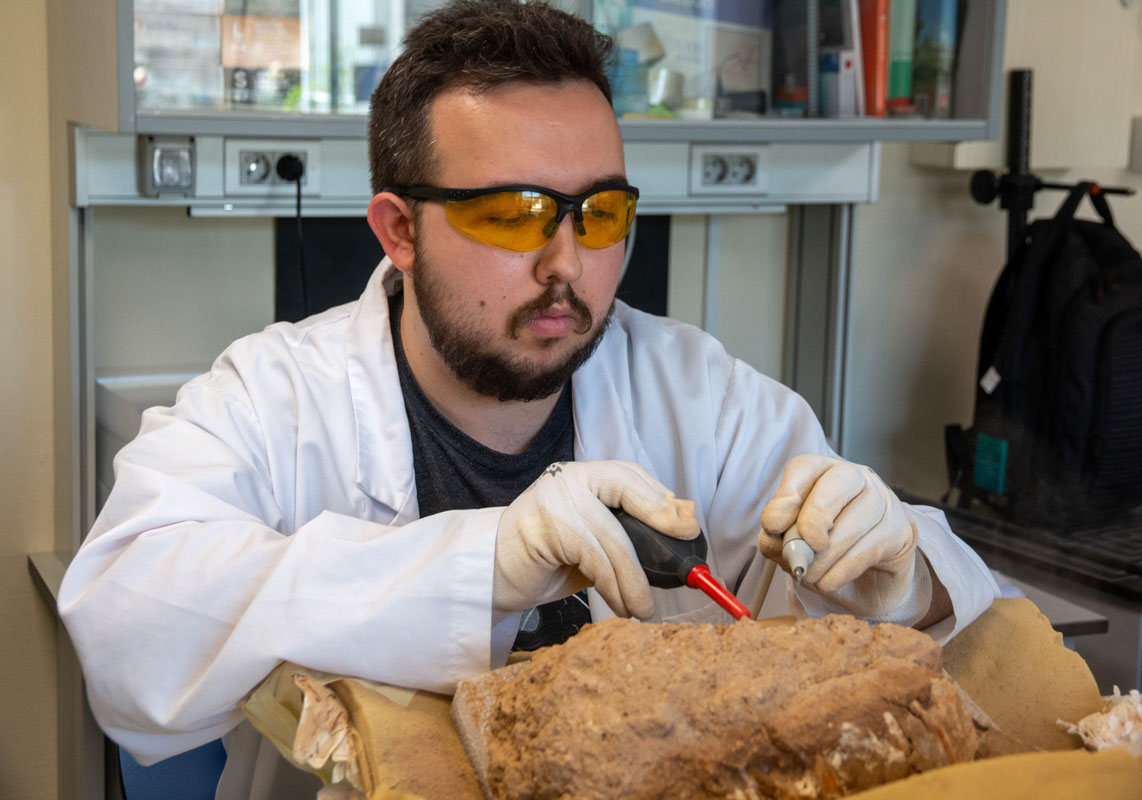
[244,598,1137,799]
[940,597,1105,751]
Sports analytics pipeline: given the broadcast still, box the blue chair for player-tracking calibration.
[118,740,226,800]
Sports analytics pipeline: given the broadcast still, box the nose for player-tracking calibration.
[533,214,584,286]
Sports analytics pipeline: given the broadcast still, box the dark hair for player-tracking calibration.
[367,0,614,195]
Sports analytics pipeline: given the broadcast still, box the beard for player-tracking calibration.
[409,242,615,402]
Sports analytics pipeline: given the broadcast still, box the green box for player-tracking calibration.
[972,433,1008,495]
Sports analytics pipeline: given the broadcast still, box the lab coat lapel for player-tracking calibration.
[571,305,656,474]
[572,305,656,625]
[344,258,418,522]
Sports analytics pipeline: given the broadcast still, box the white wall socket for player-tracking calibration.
[224,138,323,197]
[689,144,769,196]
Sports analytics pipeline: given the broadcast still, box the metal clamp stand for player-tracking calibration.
[968,69,1135,260]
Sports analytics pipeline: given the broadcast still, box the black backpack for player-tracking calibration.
[946,182,1142,529]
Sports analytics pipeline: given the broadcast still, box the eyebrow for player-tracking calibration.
[574,174,631,194]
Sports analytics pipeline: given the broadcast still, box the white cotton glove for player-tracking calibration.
[758,454,930,624]
[494,461,700,619]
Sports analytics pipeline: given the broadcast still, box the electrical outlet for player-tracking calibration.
[690,145,769,195]
[702,154,729,185]
[239,151,273,185]
[238,150,309,185]
[224,139,323,197]
[726,155,756,185]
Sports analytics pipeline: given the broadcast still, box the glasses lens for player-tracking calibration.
[444,190,555,252]
[578,189,637,249]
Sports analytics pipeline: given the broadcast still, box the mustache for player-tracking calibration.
[508,284,593,338]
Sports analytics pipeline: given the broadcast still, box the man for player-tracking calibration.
[58,1,999,797]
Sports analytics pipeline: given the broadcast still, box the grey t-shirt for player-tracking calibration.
[388,291,590,650]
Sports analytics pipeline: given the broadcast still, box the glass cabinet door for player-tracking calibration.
[133,0,454,117]
[593,0,774,120]
[131,0,778,120]
[130,0,998,134]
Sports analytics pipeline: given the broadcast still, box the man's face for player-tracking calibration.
[405,81,628,402]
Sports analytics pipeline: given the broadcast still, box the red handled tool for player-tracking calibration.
[611,508,752,620]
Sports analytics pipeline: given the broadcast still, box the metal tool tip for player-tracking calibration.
[793,566,804,583]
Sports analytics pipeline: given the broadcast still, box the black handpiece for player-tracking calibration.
[611,508,708,588]
[611,507,753,620]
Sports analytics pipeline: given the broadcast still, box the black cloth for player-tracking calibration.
[388,291,591,651]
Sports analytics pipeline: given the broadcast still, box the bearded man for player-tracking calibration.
[58,2,999,797]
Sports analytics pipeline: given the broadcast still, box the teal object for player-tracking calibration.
[973,433,1008,494]
[888,0,918,103]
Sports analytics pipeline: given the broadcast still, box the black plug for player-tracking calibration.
[276,153,304,183]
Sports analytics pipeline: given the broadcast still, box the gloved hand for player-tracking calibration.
[758,454,930,622]
[494,460,700,619]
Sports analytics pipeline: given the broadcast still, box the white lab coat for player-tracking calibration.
[58,258,999,799]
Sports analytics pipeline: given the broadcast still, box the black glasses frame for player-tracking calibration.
[383,182,639,234]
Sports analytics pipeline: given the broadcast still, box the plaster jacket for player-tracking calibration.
[57,258,999,780]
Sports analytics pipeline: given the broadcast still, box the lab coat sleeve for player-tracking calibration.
[57,372,499,764]
[705,357,998,642]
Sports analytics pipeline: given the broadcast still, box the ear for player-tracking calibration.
[367,192,417,274]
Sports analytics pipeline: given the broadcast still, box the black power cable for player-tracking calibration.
[276,153,308,318]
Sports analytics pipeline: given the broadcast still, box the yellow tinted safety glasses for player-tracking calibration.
[385,183,639,252]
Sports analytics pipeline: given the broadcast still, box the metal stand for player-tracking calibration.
[969,69,1135,259]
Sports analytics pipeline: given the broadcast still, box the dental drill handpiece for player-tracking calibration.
[781,522,814,584]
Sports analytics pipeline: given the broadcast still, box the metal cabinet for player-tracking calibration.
[51,1,1006,218]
